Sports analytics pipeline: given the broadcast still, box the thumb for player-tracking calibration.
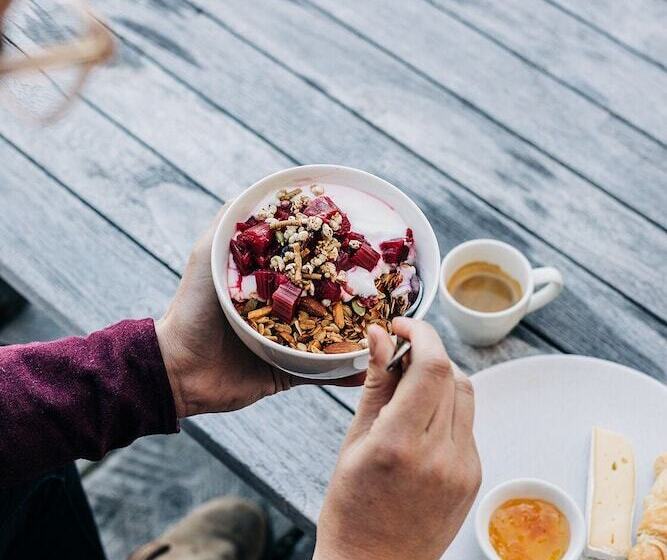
[346,325,398,442]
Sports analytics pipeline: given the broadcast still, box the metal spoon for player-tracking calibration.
[385,278,423,374]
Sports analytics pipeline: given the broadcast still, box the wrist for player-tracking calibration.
[155,317,187,418]
[313,537,399,560]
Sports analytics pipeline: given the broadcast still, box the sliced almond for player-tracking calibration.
[324,341,362,354]
[300,297,328,317]
[332,301,345,329]
[247,305,273,320]
[278,331,295,345]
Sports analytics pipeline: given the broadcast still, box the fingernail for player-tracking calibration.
[392,316,408,328]
[367,326,379,359]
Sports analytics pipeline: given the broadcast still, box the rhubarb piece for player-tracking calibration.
[380,238,409,265]
[358,296,378,308]
[338,213,351,236]
[254,270,291,301]
[230,238,255,276]
[236,216,259,232]
[303,195,339,217]
[302,195,351,235]
[299,297,328,318]
[350,243,380,271]
[274,273,289,287]
[238,221,273,258]
[342,231,366,250]
[336,251,353,271]
[255,255,271,270]
[254,270,275,301]
[315,279,341,302]
[272,282,302,323]
[274,206,291,221]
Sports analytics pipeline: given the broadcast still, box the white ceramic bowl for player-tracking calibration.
[475,478,585,560]
[211,164,440,379]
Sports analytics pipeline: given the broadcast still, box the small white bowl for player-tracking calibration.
[475,478,585,560]
[211,164,440,379]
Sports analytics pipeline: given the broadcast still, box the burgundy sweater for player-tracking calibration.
[0,319,178,486]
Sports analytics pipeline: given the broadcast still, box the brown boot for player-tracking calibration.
[128,497,268,560]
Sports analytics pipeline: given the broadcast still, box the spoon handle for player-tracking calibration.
[385,337,411,373]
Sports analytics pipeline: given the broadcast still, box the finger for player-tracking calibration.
[196,201,233,256]
[425,359,465,434]
[347,325,398,439]
[383,318,455,434]
[451,368,476,444]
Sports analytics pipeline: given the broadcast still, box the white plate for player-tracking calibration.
[445,355,666,559]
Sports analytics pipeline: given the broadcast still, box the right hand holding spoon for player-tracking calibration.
[314,318,482,560]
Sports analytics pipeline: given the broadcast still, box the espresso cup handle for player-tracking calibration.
[526,267,563,314]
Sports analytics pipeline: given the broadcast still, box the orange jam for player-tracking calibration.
[488,498,570,560]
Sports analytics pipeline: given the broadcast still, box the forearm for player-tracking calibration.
[0,319,178,485]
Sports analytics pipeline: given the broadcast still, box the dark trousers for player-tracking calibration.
[0,463,105,559]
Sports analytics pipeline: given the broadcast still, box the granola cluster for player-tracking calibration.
[229,184,419,354]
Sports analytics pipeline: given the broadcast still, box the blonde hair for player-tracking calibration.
[0,0,114,120]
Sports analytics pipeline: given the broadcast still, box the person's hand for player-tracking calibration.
[155,207,364,418]
[314,319,481,560]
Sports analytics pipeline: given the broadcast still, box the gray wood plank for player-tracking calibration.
[93,0,667,318]
[182,386,352,531]
[0,136,354,531]
[551,0,667,68]
[0,301,66,345]
[426,0,667,144]
[0,137,178,331]
[214,0,667,229]
[305,0,667,223]
[2,5,665,380]
[83,432,301,559]
[0,40,287,275]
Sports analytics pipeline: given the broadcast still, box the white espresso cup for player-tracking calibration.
[439,239,563,346]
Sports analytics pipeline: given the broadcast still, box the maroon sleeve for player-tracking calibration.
[0,319,179,486]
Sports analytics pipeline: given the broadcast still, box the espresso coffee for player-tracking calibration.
[447,261,522,313]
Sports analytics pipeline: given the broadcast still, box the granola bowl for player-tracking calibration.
[211,165,440,379]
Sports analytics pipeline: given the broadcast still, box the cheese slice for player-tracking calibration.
[586,427,636,559]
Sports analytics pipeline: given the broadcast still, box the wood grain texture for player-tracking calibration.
[3,0,665,379]
[551,0,667,68]
[2,15,290,272]
[99,0,667,319]
[243,0,667,236]
[428,0,667,145]
[309,0,667,228]
[83,432,302,559]
[181,385,354,531]
[0,136,178,332]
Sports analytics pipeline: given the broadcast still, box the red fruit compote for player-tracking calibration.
[228,184,420,354]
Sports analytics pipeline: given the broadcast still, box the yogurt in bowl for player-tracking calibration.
[211,165,440,379]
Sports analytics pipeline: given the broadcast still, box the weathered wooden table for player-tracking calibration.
[1,0,665,537]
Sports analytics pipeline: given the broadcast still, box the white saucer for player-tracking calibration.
[444,355,666,559]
